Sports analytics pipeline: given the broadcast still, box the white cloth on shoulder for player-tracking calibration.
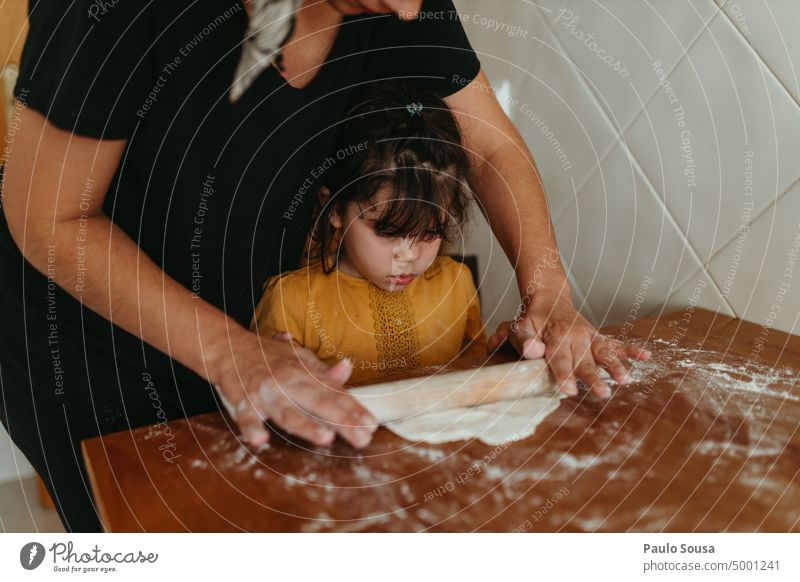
[230,0,302,103]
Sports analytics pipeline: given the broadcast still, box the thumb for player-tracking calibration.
[512,317,546,359]
[271,331,293,343]
[324,357,354,385]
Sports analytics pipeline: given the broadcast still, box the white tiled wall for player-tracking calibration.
[458,0,800,336]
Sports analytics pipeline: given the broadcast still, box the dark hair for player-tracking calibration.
[308,82,472,274]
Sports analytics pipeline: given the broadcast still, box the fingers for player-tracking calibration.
[543,328,615,399]
[581,334,654,395]
[236,391,338,450]
[270,402,336,447]
[215,385,238,419]
[534,313,652,400]
[289,383,377,449]
[486,321,512,353]
[234,378,372,450]
[545,344,579,396]
[265,357,373,448]
[236,401,271,449]
[267,349,375,448]
[219,333,380,451]
[592,338,652,384]
[572,339,611,398]
[593,339,631,384]
[625,345,652,360]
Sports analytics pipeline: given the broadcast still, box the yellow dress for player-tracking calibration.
[251,256,486,383]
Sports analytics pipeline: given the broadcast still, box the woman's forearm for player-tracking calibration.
[470,136,571,305]
[446,70,570,306]
[452,71,650,395]
[13,211,245,384]
[2,107,242,384]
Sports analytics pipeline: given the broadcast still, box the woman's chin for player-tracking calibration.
[326,0,369,16]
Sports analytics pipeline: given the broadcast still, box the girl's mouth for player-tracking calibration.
[389,274,415,286]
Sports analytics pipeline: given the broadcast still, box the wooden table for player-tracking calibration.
[82,308,800,531]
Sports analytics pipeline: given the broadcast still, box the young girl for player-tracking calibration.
[251,83,486,383]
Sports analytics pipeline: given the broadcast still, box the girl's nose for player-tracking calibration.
[393,237,415,261]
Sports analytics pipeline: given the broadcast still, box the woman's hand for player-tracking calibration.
[486,294,651,398]
[207,329,377,450]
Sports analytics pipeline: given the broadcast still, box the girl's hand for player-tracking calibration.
[207,329,377,449]
[486,295,651,398]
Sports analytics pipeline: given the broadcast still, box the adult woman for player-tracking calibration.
[0,0,647,531]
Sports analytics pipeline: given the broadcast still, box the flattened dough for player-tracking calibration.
[386,392,566,446]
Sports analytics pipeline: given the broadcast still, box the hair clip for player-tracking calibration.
[405,102,423,116]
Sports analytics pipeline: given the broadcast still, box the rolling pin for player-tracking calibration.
[349,360,555,425]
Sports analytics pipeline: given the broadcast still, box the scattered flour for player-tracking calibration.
[611,337,798,405]
[403,446,447,463]
[557,453,600,471]
[694,441,785,458]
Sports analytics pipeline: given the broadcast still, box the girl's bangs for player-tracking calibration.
[370,165,463,242]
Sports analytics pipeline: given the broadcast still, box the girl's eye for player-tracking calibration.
[419,232,441,242]
[367,220,390,237]
[372,228,395,239]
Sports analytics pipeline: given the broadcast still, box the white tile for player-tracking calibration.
[462,24,548,127]
[708,180,800,335]
[719,0,800,104]
[462,211,524,334]
[456,0,559,79]
[457,3,565,129]
[457,3,624,224]
[624,11,800,264]
[547,0,720,131]
[553,143,706,327]
[516,29,624,218]
[566,268,601,326]
[647,268,735,320]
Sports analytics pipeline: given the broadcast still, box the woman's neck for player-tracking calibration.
[274,0,344,89]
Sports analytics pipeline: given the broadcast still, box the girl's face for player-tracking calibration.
[330,186,443,292]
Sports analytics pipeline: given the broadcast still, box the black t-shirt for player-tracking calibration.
[0,0,480,394]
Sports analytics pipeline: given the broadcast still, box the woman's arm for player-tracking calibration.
[2,107,376,448]
[446,70,651,397]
